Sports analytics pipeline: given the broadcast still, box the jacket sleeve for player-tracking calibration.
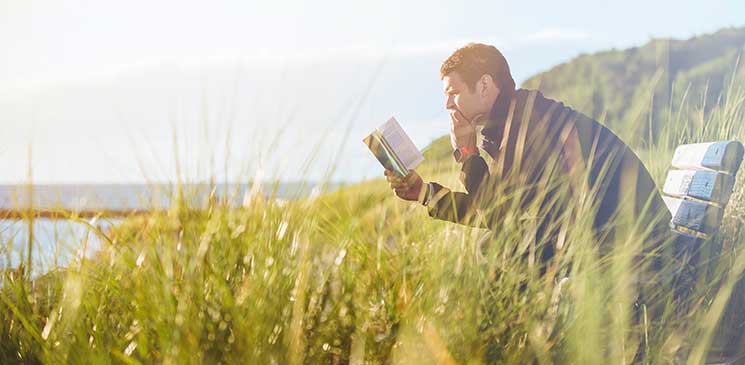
[426,155,490,227]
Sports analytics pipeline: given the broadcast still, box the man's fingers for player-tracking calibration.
[384,169,403,178]
[387,171,417,191]
[449,112,459,129]
[404,172,418,184]
[450,109,468,126]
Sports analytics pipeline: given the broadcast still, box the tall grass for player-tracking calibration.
[2,72,745,364]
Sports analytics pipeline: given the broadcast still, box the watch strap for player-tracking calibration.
[419,182,434,206]
[453,145,479,163]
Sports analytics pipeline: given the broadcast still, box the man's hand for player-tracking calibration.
[450,109,481,163]
[384,169,424,202]
[450,109,478,161]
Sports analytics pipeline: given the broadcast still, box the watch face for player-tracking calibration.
[452,148,462,162]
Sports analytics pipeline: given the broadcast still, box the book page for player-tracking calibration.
[378,117,424,170]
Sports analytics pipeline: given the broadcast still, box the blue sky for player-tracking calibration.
[1,0,744,183]
[3,0,745,92]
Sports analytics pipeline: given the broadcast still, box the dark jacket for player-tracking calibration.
[427,88,671,258]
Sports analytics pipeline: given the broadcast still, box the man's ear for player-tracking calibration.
[480,74,495,97]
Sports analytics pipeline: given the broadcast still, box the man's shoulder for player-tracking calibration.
[517,88,605,128]
[513,88,578,130]
[515,88,571,117]
[516,88,633,149]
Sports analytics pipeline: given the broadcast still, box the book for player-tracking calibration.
[363,117,424,177]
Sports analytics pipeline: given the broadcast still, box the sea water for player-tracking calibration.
[0,182,333,277]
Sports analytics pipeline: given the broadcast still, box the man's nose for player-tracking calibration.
[445,95,455,110]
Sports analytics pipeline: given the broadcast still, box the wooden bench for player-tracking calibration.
[661,141,744,364]
[663,141,743,237]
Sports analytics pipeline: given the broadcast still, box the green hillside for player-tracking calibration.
[523,26,745,145]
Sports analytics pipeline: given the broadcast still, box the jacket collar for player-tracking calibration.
[480,87,516,147]
[488,87,515,125]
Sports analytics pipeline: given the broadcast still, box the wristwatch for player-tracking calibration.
[421,182,434,206]
[453,146,478,163]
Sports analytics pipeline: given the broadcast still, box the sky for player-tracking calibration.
[1,0,745,184]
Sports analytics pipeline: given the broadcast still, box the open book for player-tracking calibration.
[363,117,424,177]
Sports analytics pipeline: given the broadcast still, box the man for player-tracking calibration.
[385,43,671,265]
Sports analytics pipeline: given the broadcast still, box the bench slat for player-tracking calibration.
[663,170,735,204]
[671,141,744,174]
[663,196,723,234]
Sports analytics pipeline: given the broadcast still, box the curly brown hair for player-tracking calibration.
[440,43,515,93]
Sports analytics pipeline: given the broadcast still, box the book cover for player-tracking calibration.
[363,117,423,177]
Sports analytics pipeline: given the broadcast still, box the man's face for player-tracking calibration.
[443,72,491,123]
